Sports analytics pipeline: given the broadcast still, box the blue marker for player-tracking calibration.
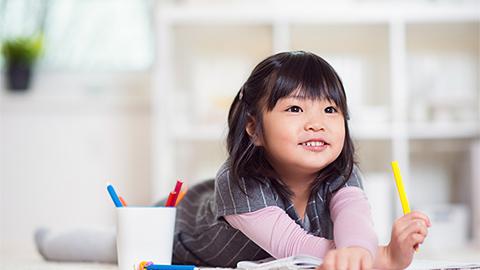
[146,265,197,270]
[107,183,123,207]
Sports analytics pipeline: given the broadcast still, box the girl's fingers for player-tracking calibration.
[321,252,335,270]
[361,258,368,270]
[347,252,368,270]
[410,232,426,246]
[335,253,348,270]
[402,219,429,237]
[347,256,363,270]
[346,260,357,270]
[406,211,432,227]
[408,233,426,252]
[361,253,373,270]
[392,217,412,235]
[397,211,430,227]
[396,220,428,249]
[400,228,426,249]
[394,211,429,232]
[394,216,428,237]
[320,249,371,270]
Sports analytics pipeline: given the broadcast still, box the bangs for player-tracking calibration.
[263,52,348,118]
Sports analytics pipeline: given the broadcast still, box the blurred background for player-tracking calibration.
[0,0,479,263]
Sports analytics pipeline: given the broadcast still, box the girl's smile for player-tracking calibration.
[299,138,329,152]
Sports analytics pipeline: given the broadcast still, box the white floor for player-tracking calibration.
[1,243,479,270]
[414,245,480,262]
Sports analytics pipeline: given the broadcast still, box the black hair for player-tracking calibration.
[226,51,355,201]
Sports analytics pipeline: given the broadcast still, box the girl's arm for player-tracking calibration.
[224,187,377,260]
[329,186,378,258]
[225,206,335,259]
[317,186,379,270]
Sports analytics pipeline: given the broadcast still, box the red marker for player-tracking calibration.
[165,191,177,207]
[171,180,183,206]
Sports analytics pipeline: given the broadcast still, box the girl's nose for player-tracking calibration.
[304,118,325,132]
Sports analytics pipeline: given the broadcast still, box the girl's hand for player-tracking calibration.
[317,246,373,270]
[384,211,431,269]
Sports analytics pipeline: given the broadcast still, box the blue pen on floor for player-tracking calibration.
[146,265,197,270]
[107,183,123,207]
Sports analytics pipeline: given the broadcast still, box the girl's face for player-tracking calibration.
[250,94,345,178]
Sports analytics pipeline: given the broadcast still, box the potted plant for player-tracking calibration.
[1,34,43,91]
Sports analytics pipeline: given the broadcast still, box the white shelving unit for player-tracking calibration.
[151,2,480,253]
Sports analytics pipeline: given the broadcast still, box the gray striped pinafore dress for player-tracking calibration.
[172,162,364,267]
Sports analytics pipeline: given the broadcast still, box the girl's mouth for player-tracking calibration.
[300,141,326,147]
[299,140,329,152]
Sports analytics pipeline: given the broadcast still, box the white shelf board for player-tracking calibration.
[408,122,480,139]
[350,122,393,140]
[172,122,395,141]
[171,121,480,141]
[158,2,480,24]
[0,91,150,113]
[173,124,227,141]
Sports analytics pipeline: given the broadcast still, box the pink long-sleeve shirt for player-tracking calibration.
[224,186,378,260]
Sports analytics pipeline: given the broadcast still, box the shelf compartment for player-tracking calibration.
[171,24,272,127]
[174,140,228,186]
[406,22,480,124]
[290,23,391,122]
[409,138,475,251]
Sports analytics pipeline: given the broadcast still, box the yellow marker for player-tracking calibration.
[391,161,411,214]
[392,161,420,252]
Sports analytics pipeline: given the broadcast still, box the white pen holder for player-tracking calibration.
[116,207,177,270]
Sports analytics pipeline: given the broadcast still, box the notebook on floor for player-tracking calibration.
[236,255,480,270]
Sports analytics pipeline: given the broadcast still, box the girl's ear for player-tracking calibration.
[245,115,263,146]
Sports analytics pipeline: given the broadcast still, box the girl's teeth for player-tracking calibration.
[303,141,325,147]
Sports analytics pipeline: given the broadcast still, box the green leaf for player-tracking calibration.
[1,34,44,66]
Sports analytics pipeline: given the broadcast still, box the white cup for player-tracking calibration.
[116,207,176,270]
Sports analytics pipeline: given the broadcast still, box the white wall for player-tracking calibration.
[0,75,153,257]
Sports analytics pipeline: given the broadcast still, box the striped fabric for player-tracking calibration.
[172,162,364,267]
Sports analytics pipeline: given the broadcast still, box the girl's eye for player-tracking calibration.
[325,106,338,114]
[286,106,303,113]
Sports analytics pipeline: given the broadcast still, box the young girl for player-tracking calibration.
[36,51,430,269]
[171,51,431,269]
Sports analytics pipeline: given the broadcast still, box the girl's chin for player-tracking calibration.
[298,163,331,174]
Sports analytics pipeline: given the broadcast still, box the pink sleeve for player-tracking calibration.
[224,206,334,259]
[330,186,378,259]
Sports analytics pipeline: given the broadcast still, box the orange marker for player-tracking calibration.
[175,190,187,206]
[119,196,128,207]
